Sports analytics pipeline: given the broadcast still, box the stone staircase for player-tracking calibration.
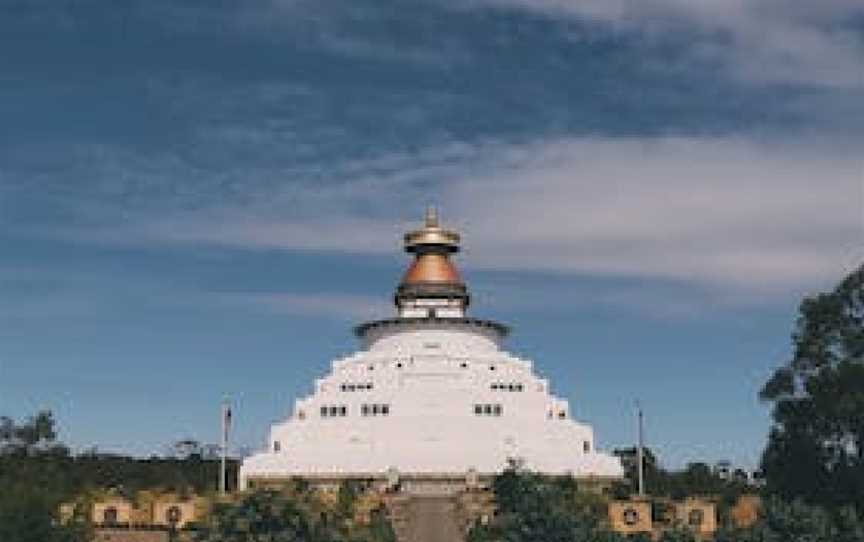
[387,495,465,542]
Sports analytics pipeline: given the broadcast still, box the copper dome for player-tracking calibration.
[401,252,462,285]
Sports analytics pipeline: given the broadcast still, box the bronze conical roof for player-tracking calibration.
[401,252,462,284]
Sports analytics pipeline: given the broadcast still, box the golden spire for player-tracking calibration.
[425,206,439,228]
[404,207,460,252]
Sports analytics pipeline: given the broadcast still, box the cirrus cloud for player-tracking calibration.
[68,135,861,300]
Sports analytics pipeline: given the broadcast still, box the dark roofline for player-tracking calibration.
[354,317,509,339]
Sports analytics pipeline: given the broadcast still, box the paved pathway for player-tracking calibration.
[391,496,465,542]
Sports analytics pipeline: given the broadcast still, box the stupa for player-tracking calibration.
[240,210,623,492]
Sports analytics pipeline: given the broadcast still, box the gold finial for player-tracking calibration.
[425,206,439,228]
[404,207,460,252]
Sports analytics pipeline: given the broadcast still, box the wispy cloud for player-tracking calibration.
[446,137,863,293]
[185,0,864,90]
[53,135,862,302]
[453,0,864,89]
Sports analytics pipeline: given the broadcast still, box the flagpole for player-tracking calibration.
[637,401,645,497]
[220,398,229,496]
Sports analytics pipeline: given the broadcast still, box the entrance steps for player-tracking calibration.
[386,495,465,542]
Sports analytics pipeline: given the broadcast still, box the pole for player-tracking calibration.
[220,399,228,496]
[637,402,645,497]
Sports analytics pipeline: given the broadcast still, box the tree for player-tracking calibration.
[468,463,616,542]
[611,447,660,497]
[194,486,395,542]
[760,263,864,510]
[0,411,62,456]
[172,439,203,460]
[715,498,864,542]
[0,487,87,542]
[610,448,748,506]
[194,490,323,542]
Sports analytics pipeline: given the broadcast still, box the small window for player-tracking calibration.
[274,441,281,453]
[516,384,524,392]
[381,404,390,415]
[373,404,380,415]
[297,410,306,420]
[321,406,329,417]
[396,362,403,368]
[558,411,566,419]
[489,366,496,371]
[460,362,468,369]
[368,364,374,371]
[490,383,498,390]
[103,507,118,525]
[688,509,705,527]
[329,406,339,417]
[474,405,483,415]
[484,404,492,415]
[583,441,590,453]
[339,406,347,416]
[362,405,369,416]
[508,384,515,391]
[340,384,347,392]
[493,405,502,416]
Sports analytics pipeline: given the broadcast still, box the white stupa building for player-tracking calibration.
[240,210,623,492]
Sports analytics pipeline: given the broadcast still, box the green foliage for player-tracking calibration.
[760,263,864,511]
[194,490,321,542]
[1,412,240,498]
[715,498,864,542]
[1,411,396,542]
[0,411,62,455]
[612,448,750,517]
[472,467,864,542]
[0,485,88,542]
[0,411,242,542]
[194,486,395,542]
[469,465,718,542]
[655,530,698,542]
[467,464,613,542]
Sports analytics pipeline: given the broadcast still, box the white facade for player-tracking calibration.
[240,214,623,488]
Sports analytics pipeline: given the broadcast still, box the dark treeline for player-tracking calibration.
[0,411,239,497]
[0,411,237,542]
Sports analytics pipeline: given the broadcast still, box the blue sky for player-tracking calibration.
[1,0,862,469]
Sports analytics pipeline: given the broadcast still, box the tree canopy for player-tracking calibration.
[194,484,396,542]
[469,466,864,542]
[760,263,864,510]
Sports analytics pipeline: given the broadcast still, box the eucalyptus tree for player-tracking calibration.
[760,264,864,510]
